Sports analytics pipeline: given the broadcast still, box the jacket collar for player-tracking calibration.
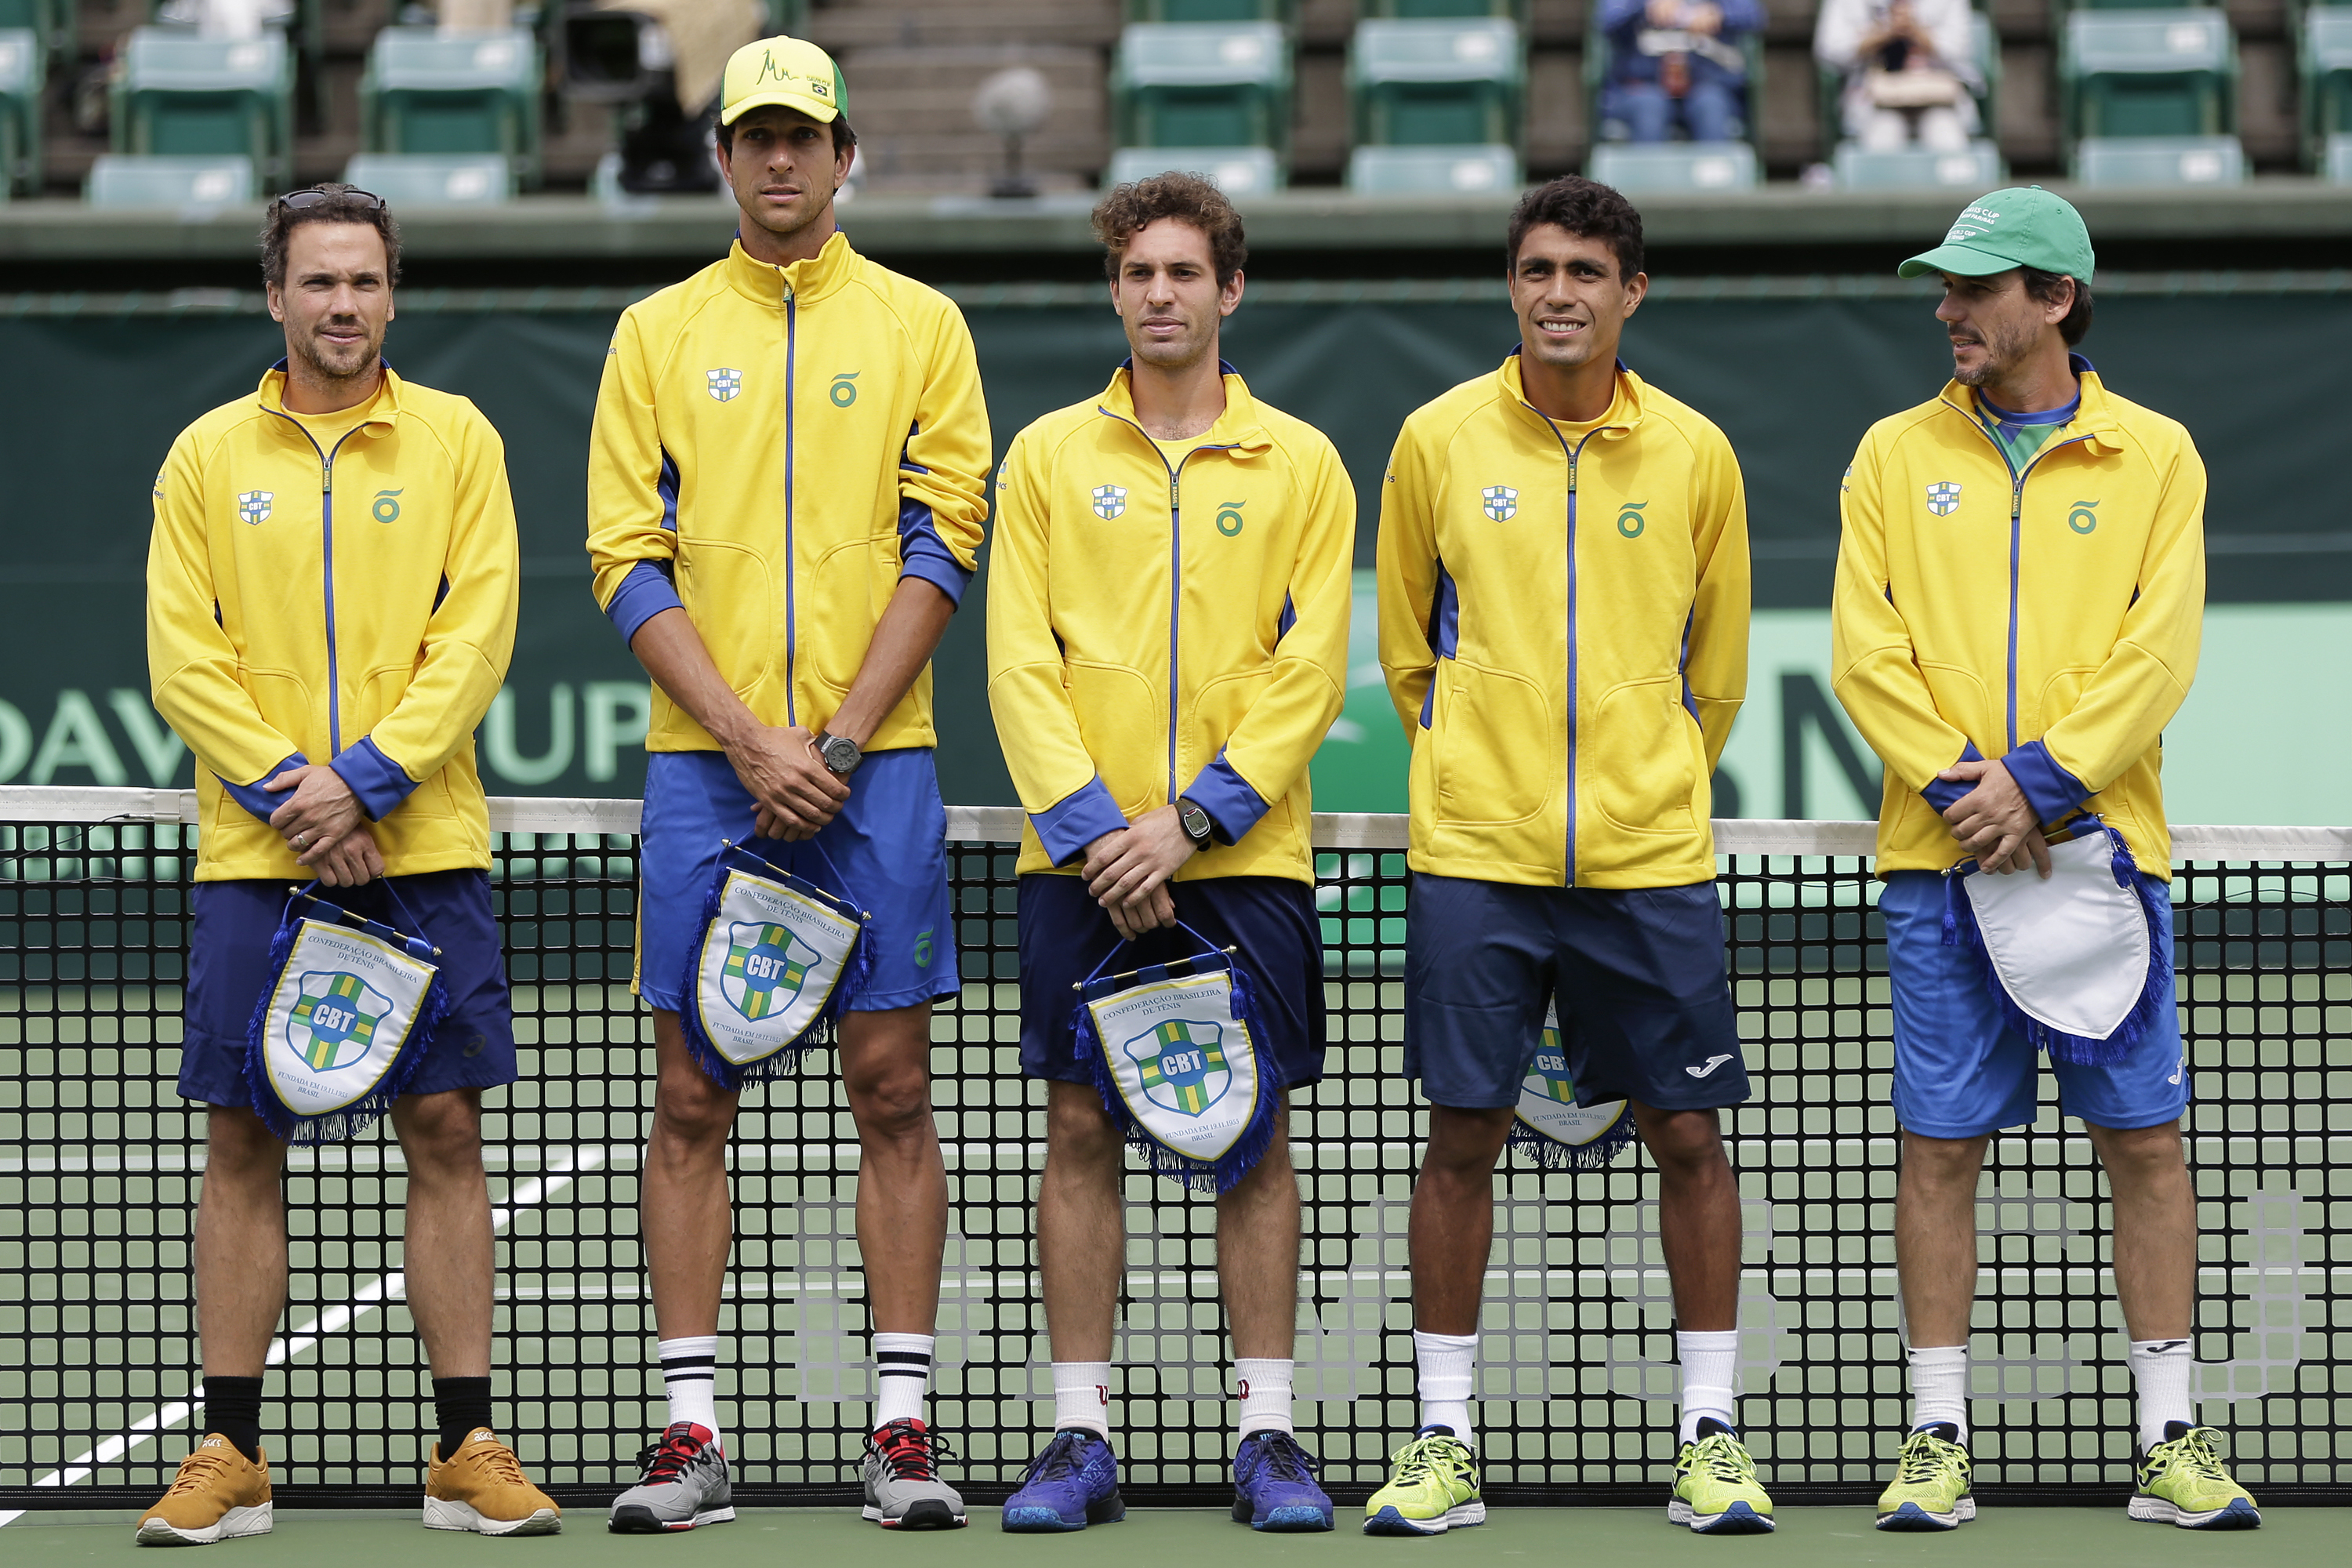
[1497,350,1645,441]
[256,360,402,434]
[1095,358,1271,454]
[1939,352,2122,453]
[722,227,858,307]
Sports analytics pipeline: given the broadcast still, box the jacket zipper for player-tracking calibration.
[1952,395,2093,753]
[263,406,370,758]
[782,288,800,728]
[1529,402,1606,887]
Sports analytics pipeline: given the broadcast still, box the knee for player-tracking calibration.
[1046,1088,1124,1171]
[1901,1131,1989,1189]
[2090,1121,2184,1182]
[394,1091,483,1169]
[1422,1107,1512,1181]
[652,1069,739,1148]
[847,1065,935,1142]
[204,1105,286,1180]
[1638,1108,1726,1178]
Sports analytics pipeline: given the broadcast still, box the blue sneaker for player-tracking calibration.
[1231,1431,1333,1532]
[1000,1431,1123,1533]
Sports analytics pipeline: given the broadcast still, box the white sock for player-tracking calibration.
[873,1332,935,1431]
[1907,1344,1969,1441]
[1676,1329,1740,1443]
[1052,1361,1112,1437]
[2129,1338,2192,1451]
[657,1335,721,1450]
[1413,1330,1479,1447]
[1235,1358,1294,1437]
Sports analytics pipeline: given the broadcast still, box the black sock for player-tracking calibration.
[433,1377,495,1459]
[201,1376,264,1464]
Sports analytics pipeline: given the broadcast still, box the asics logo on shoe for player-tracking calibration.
[1687,1054,1735,1078]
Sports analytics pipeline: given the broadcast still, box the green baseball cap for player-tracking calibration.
[1897,186,2096,283]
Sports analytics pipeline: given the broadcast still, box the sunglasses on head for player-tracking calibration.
[274,187,385,212]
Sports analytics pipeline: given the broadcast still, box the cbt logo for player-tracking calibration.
[285,971,388,1071]
[1091,484,1127,520]
[720,920,814,1022]
[707,368,742,402]
[1125,1018,1231,1117]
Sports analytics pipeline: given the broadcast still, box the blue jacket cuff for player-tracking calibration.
[607,558,684,645]
[1032,778,1128,867]
[1181,752,1271,847]
[897,500,974,608]
[220,753,308,824]
[1920,741,1983,815]
[331,737,418,822]
[2005,739,2092,826]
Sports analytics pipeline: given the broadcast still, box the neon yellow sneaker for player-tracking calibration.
[1669,1420,1775,1534]
[1875,1423,1975,1531]
[1362,1427,1483,1537]
[2129,1424,2261,1530]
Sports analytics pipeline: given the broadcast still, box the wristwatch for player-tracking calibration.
[817,732,863,777]
[1175,797,1214,851]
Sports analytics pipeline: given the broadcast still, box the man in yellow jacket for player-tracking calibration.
[140,186,550,1543]
[1374,176,1764,1536]
[1832,187,2258,1534]
[585,37,990,1532]
[986,173,1352,1534]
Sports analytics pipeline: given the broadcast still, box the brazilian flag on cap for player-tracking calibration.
[721,35,848,125]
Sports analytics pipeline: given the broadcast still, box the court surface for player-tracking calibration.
[2,1506,2335,1565]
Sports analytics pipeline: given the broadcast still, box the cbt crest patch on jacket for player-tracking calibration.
[1926,481,1962,516]
[707,368,742,402]
[1091,484,1127,519]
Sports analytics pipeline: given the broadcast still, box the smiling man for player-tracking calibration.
[586,34,990,1534]
[1831,187,2255,1534]
[1373,176,1759,1536]
[986,172,1353,1534]
[141,184,544,1542]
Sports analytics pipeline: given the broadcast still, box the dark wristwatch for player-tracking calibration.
[817,732,862,777]
[1175,796,1214,851]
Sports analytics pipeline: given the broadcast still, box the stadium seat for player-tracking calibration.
[1588,140,1758,191]
[2073,131,2245,183]
[361,26,543,188]
[1112,22,1292,160]
[1350,16,1523,148]
[0,0,51,64]
[1833,140,2004,188]
[84,151,256,208]
[343,152,515,207]
[2302,6,2352,170]
[1105,143,1283,193]
[2060,8,2235,143]
[1359,0,1530,21]
[111,26,295,190]
[0,26,38,198]
[2328,132,2352,180]
[1345,142,1519,192]
[1817,8,2000,165]
[1585,4,1762,150]
[1125,1,1293,19]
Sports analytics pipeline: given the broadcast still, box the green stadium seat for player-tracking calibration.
[1350,17,1523,147]
[1359,0,1529,21]
[1345,141,1519,192]
[1126,1,1294,20]
[2060,9,2235,143]
[1112,22,1292,159]
[2328,132,2352,180]
[84,151,255,208]
[1588,140,1757,191]
[1833,140,2005,189]
[1105,143,1283,193]
[361,26,543,187]
[2072,131,2245,183]
[2301,7,2352,170]
[344,151,514,206]
[111,27,295,190]
[0,26,39,198]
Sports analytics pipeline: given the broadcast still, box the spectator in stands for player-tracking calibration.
[1816,0,1983,154]
[1601,0,1762,145]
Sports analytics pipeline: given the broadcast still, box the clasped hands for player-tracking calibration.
[727,722,851,843]
[1082,805,1200,940]
[264,764,382,887]
[1936,757,2053,878]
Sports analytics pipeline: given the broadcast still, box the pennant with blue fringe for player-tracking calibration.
[677,840,873,1091]
[1941,816,2171,1067]
[1071,924,1280,1194]
[243,882,449,1145]
[1507,1001,1637,1171]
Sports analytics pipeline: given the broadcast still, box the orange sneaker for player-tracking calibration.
[135,1435,274,1546]
[424,1428,561,1535]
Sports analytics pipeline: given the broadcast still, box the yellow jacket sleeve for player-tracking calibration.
[146,430,307,811]
[1375,423,1442,740]
[1686,427,1750,772]
[585,308,676,629]
[895,302,993,601]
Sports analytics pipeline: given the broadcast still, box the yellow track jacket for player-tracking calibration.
[988,365,1354,884]
[147,365,520,881]
[587,233,991,749]
[1377,356,1749,888]
[1831,358,2204,877]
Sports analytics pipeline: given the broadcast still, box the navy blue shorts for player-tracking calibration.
[637,748,958,1014]
[1018,873,1327,1091]
[179,870,517,1109]
[1403,872,1747,1111]
[1880,870,2190,1137]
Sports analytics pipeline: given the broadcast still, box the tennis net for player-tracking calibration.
[2,786,2346,1508]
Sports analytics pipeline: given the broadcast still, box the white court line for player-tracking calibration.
[5,1145,608,1518]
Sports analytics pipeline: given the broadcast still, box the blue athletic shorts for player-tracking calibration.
[1017,873,1327,1091]
[1880,870,2189,1138]
[636,748,957,1014]
[178,870,516,1109]
[1403,872,1748,1112]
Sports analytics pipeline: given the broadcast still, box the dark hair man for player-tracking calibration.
[1373,176,1762,1535]
[1833,187,2257,1534]
[586,35,990,1534]
[986,172,1354,1534]
[140,184,546,1542]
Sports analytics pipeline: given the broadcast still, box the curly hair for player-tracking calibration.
[1505,176,1644,281]
[260,184,402,289]
[1092,172,1248,286]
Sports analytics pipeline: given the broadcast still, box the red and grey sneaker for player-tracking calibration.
[608,1423,734,1533]
[861,1418,967,1530]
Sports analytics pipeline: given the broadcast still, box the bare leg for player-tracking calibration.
[1635,1103,1740,1330]
[1215,1097,1299,1359]
[838,1004,949,1335]
[390,1089,492,1377]
[2086,1120,2194,1341]
[194,1105,291,1376]
[1036,1081,1126,1361]
[644,1008,741,1339]
[1895,1131,1991,1346]
[1407,1105,1515,1334]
